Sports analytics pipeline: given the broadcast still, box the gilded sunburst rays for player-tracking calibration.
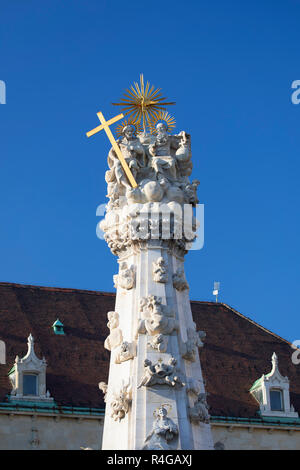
[112,74,175,132]
[148,110,176,135]
[115,118,142,138]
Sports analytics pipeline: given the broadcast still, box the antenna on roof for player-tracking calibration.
[213,282,220,303]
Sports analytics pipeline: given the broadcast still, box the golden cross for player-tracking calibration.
[86,111,138,188]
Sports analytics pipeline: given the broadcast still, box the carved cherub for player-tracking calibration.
[152,256,168,283]
[110,382,132,422]
[162,357,185,388]
[115,341,136,364]
[186,378,202,397]
[137,357,185,388]
[104,311,123,351]
[148,334,168,353]
[172,267,189,291]
[181,325,206,362]
[113,262,136,290]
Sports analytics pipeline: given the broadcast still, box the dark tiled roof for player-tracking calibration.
[0,282,298,418]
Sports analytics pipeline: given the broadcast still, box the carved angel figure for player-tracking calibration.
[110,382,132,422]
[152,256,168,283]
[113,262,136,290]
[148,334,168,353]
[137,357,185,389]
[115,341,136,364]
[143,405,178,450]
[172,267,189,291]
[186,378,202,397]
[181,326,206,362]
[104,311,123,351]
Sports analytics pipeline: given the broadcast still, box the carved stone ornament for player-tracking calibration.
[186,378,202,397]
[173,267,189,291]
[113,262,136,290]
[110,382,132,422]
[137,295,179,337]
[143,404,178,450]
[98,382,108,402]
[181,324,206,362]
[152,257,168,283]
[138,357,185,389]
[189,393,210,424]
[115,341,136,364]
[104,311,123,351]
[147,334,168,353]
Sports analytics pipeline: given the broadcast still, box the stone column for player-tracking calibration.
[99,129,214,450]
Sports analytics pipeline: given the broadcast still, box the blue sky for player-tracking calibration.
[1,0,299,341]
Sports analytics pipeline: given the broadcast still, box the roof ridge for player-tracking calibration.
[0,282,115,297]
[220,302,291,346]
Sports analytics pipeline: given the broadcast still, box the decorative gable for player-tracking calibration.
[250,352,298,418]
[8,334,53,403]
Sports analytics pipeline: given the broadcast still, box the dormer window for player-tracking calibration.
[8,333,53,403]
[52,319,65,335]
[250,352,298,418]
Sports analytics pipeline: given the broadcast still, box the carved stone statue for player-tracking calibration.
[175,131,192,180]
[173,267,189,291]
[181,325,206,362]
[113,262,136,290]
[104,311,123,351]
[183,179,199,206]
[148,123,179,182]
[152,256,168,283]
[148,334,168,353]
[115,341,136,364]
[137,357,185,389]
[143,405,178,450]
[137,295,178,337]
[186,378,202,397]
[107,125,145,190]
[189,393,210,424]
[110,382,132,422]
